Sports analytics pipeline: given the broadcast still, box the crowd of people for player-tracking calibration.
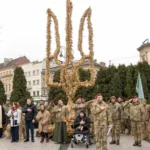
[0,94,150,150]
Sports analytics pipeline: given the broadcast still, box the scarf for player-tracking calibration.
[0,105,2,128]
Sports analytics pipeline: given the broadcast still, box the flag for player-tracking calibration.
[136,72,144,100]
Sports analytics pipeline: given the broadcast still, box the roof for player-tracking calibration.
[0,56,30,70]
[137,43,150,51]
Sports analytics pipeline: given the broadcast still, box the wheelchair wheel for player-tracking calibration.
[85,142,89,148]
[71,143,74,148]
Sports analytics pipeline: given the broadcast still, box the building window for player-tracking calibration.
[28,81,31,86]
[33,80,35,85]
[37,91,39,96]
[33,71,35,76]
[33,91,36,96]
[6,85,7,92]
[37,70,39,75]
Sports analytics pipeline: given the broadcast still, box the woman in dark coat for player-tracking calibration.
[74,110,90,133]
[0,104,6,138]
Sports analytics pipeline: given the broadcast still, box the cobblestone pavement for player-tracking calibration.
[67,135,150,150]
[0,134,150,150]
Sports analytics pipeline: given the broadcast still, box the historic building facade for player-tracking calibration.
[138,39,150,65]
[0,56,30,99]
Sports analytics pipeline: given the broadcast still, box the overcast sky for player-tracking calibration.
[0,0,150,66]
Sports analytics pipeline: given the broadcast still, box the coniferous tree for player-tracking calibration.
[0,80,7,104]
[48,69,67,104]
[125,65,135,98]
[117,64,126,98]
[94,68,109,101]
[106,65,117,99]
[110,72,122,97]
[10,67,31,106]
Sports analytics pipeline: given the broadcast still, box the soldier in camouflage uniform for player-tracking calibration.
[117,97,125,134]
[141,99,150,141]
[109,96,123,145]
[123,98,131,135]
[72,98,86,118]
[125,96,145,147]
[91,93,112,150]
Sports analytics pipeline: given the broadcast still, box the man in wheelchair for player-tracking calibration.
[71,111,91,148]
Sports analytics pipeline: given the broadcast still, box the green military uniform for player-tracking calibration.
[123,101,131,135]
[130,101,145,146]
[109,102,123,144]
[118,101,125,133]
[72,102,86,118]
[91,101,112,150]
[53,104,69,143]
[142,100,150,140]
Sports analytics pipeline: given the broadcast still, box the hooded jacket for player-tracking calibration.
[74,111,90,131]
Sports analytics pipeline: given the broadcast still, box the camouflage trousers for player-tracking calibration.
[111,120,121,141]
[142,121,150,140]
[132,121,142,142]
[123,118,131,135]
[94,121,107,150]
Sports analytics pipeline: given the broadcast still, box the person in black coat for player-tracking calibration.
[22,99,37,142]
[0,104,6,138]
[74,110,90,134]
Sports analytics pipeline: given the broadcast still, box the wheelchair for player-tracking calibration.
[71,129,91,148]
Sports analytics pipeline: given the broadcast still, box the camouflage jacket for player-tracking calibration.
[109,102,123,121]
[91,101,112,125]
[130,103,145,122]
[72,103,86,117]
[143,104,150,121]
[123,101,130,119]
[52,105,69,122]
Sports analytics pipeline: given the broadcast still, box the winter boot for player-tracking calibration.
[116,140,120,145]
[138,141,141,147]
[40,137,44,143]
[46,138,49,143]
[133,141,138,146]
[110,141,116,144]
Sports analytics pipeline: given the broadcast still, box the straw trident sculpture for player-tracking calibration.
[46,0,95,110]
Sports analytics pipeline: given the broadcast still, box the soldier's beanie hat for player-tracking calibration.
[132,96,138,99]
[96,93,102,97]
[110,96,116,100]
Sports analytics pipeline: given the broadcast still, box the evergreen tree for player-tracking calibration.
[10,67,31,106]
[110,72,122,97]
[125,65,135,98]
[117,64,126,98]
[0,80,6,104]
[75,68,94,102]
[94,68,109,101]
[48,69,67,104]
[106,65,117,99]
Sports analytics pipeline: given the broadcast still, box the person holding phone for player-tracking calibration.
[7,102,21,142]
